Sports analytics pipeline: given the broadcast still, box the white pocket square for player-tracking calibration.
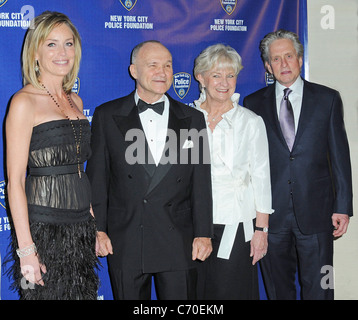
[182,139,194,149]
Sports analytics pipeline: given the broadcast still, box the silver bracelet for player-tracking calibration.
[16,243,37,258]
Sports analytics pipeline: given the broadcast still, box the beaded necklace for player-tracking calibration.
[41,83,82,178]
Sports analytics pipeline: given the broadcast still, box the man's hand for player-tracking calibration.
[332,213,349,238]
[192,237,212,261]
[96,231,113,256]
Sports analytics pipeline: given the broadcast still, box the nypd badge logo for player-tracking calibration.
[220,0,237,15]
[0,0,8,8]
[173,73,191,99]
[71,77,80,94]
[0,180,6,209]
[119,0,137,11]
[265,72,275,86]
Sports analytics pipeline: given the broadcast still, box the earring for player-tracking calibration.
[34,60,39,72]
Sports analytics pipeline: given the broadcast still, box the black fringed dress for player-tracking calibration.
[8,119,99,300]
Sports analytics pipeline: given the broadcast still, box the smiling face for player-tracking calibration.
[129,42,173,103]
[266,38,303,87]
[35,23,75,81]
[197,64,237,105]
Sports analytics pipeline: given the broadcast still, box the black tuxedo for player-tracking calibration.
[86,91,213,299]
[243,79,352,299]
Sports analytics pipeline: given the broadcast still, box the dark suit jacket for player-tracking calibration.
[243,79,353,234]
[86,91,213,273]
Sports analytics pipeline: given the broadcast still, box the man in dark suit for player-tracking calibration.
[243,30,352,300]
[86,40,213,300]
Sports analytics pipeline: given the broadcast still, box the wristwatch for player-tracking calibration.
[255,226,268,233]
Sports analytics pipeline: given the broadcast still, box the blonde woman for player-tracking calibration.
[5,11,98,299]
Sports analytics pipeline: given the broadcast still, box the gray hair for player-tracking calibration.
[194,43,243,80]
[130,40,163,64]
[260,29,304,67]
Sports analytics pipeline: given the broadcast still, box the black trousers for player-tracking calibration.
[260,200,334,300]
[197,223,259,300]
[108,264,198,300]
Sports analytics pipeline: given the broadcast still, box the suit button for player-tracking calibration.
[143,199,148,204]
[290,156,295,161]
[288,180,292,184]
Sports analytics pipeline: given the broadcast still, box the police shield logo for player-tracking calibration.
[220,0,237,15]
[71,77,80,94]
[0,180,6,209]
[119,0,137,11]
[265,72,275,86]
[173,73,191,99]
[0,0,8,8]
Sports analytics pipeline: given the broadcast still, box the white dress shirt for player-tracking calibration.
[275,76,304,133]
[135,91,169,166]
[195,92,274,259]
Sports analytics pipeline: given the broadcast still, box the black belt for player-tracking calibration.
[28,163,84,176]
[28,204,92,224]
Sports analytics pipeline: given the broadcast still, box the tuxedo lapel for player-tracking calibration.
[112,95,156,177]
[111,94,191,195]
[146,99,191,195]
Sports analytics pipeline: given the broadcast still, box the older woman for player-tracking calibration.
[194,44,274,299]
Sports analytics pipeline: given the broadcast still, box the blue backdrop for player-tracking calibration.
[0,0,307,300]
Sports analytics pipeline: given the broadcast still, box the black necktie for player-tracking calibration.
[137,99,164,115]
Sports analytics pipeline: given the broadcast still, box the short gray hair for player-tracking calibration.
[194,43,243,80]
[130,40,163,64]
[260,29,304,67]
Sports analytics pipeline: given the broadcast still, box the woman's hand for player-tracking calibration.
[250,230,268,265]
[20,253,46,286]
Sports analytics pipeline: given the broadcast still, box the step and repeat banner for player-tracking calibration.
[0,0,307,300]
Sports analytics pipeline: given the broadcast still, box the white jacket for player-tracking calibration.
[195,92,274,258]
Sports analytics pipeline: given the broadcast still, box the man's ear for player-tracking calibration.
[299,56,303,69]
[265,62,273,75]
[129,64,137,80]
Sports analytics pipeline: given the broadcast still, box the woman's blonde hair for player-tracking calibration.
[22,11,82,93]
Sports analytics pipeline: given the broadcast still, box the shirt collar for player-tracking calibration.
[194,92,241,128]
[134,90,166,105]
[275,76,304,97]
